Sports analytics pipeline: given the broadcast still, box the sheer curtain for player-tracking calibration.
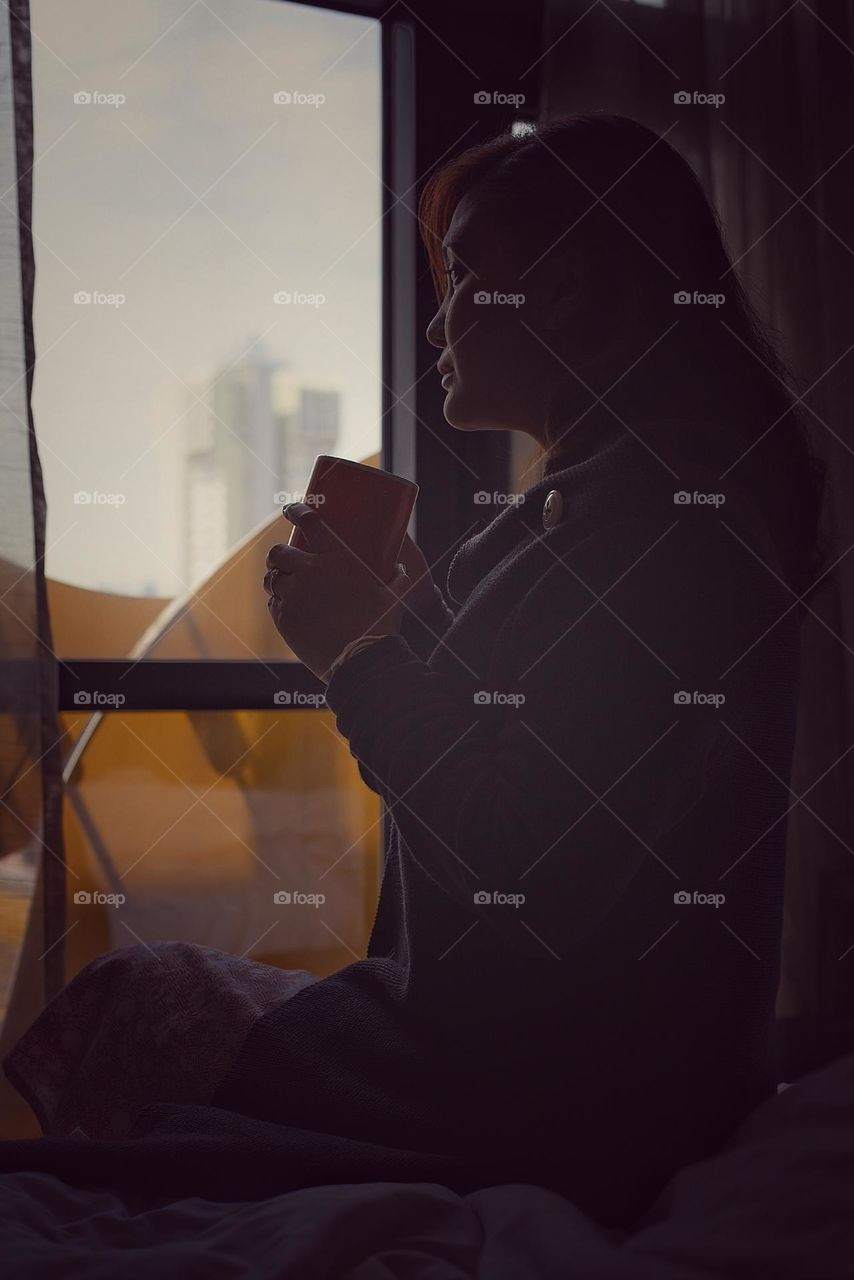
[0,0,66,1069]
[539,0,854,1020]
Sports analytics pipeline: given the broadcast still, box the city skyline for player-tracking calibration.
[181,337,341,588]
[29,0,382,597]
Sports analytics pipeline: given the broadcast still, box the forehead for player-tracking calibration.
[443,193,479,253]
[442,189,506,266]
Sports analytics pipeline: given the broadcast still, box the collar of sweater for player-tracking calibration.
[444,417,749,608]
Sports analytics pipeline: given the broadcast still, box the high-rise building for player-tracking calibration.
[181,340,340,586]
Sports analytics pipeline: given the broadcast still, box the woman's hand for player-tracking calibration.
[264,503,404,681]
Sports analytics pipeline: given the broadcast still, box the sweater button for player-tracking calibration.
[542,489,564,529]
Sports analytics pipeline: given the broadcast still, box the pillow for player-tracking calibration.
[626,1051,854,1278]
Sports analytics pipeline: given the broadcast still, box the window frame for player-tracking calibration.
[56,0,543,714]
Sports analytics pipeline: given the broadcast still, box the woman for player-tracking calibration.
[5,115,825,1227]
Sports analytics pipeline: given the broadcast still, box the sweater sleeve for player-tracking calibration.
[397,582,457,662]
[324,513,761,956]
[335,585,457,796]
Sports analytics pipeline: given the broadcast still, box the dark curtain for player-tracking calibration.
[0,0,66,1021]
[538,0,854,1018]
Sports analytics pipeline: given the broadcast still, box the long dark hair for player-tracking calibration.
[419,112,827,608]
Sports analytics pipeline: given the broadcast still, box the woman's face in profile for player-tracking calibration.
[426,191,576,445]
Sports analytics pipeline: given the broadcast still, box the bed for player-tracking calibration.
[1,1047,852,1279]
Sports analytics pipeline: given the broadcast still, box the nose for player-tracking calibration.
[426,299,446,349]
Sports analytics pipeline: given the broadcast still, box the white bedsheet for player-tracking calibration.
[3,1050,853,1279]
[0,1175,703,1279]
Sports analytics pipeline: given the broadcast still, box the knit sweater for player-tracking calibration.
[214,418,801,1226]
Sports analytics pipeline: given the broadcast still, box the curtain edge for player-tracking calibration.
[10,0,67,1002]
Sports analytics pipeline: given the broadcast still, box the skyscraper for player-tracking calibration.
[181,340,340,586]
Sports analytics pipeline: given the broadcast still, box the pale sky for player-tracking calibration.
[29,0,381,594]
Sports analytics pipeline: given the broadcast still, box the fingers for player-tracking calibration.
[265,544,312,574]
[282,502,338,553]
[263,545,311,600]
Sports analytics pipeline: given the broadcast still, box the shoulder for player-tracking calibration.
[510,486,792,688]
[524,421,788,603]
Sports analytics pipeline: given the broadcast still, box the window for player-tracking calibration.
[28,0,384,979]
[31,0,381,615]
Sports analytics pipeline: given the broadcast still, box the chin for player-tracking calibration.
[444,399,515,434]
[444,412,482,431]
[443,387,484,431]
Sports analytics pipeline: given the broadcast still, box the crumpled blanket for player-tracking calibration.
[3,941,317,1139]
[2,1055,854,1280]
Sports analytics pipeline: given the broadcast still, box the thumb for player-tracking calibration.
[283,502,339,554]
[386,562,410,598]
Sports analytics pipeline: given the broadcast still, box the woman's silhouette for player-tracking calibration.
[4,114,827,1227]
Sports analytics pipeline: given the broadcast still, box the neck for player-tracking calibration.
[542,401,628,473]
